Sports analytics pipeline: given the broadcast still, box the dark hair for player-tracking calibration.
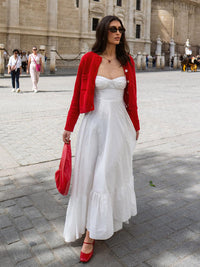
[13,49,19,54]
[92,15,130,66]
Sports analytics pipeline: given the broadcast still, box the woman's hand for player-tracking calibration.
[136,131,139,141]
[26,69,29,74]
[63,130,71,143]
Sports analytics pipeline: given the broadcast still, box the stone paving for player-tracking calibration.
[0,71,200,267]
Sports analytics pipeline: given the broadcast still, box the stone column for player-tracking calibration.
[156,36,162,56]
[142,53,146,70]
[136,52,142,70]
[144,0,152,55]
[173,54,178,69]
[170,39,175,60]
[161,54,165,69]
[0,44,5,75]
[156,55,161,69]
[50,46,56,73]
[80,0,89,53]
[126,0,134,55]
[105,0,114,15]
[47,0,58,56]
[7,0,20,53]
[127,0,134,37]
[39,45,46,73]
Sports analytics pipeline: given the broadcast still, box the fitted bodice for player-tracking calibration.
[95,76,126,101]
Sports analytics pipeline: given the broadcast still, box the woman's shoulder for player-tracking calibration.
[8,55,13,63]
[128,54,135,62]
[127,54,135,67]
[81,51,100,61]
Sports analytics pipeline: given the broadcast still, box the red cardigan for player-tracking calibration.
[65,51,140,132]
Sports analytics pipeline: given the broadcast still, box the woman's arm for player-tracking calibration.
[40,56,44,73]
[8,57,11,74]
[129,56,140,140]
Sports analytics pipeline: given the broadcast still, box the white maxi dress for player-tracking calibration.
[63,75,137,242]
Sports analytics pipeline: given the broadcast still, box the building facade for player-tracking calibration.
[151,0,200,59]
[1,0,200,64]
[0,0,151,57]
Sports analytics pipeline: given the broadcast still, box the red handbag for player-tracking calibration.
[32,55,41,72]
[55,141,72,195]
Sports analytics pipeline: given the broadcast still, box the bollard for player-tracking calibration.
[142,53,146,70]
[161,54,165,69]
[148,55,153,68]
[136,52,142,70]
[0,44,5,75]
[50,46,56,74]
[177,54,181,69]
[173,54,178,69]
[156,54,161,69]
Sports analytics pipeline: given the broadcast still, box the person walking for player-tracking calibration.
[27,46,43,93]
[21,51,27,72]
[8,49,22,93]
[63,15,140,263]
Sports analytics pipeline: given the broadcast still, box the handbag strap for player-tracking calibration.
[13,56,18,67]
[31,55,38,64]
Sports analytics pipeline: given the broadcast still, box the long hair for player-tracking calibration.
[92,15,130,66]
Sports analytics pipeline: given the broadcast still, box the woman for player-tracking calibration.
[63,15,140,262]
[27,46,43,93]
[8,49,22,93]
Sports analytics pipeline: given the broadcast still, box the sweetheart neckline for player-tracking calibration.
[96,75,126,81]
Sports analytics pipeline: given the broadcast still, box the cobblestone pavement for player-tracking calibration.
[0,71,200,267]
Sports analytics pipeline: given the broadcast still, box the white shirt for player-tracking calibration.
[8,55,22,69]
[21,55,27,62]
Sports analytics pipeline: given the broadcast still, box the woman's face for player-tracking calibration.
[13,51,18,57]
[107,20,124,46]
[32,48,37,54]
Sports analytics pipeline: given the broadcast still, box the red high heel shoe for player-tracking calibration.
[80,240,95,263]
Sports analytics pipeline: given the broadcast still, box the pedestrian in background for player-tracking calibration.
[171,56,174,68]
[27,46,43,93]
[8,49,22,93]
[63,15,140,263]
[21,51,27,72]
[146,54,149,68]
[152,55,156,67]
[27,51,30,60]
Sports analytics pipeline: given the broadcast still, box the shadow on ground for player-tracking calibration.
[0,149,200,266]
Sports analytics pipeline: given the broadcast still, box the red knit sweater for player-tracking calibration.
[65,51,140,132]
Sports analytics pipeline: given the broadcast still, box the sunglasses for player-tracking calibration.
[32,48,37,51]
[108,26,125,34]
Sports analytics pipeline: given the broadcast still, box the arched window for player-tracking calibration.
[136,0,141,11]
